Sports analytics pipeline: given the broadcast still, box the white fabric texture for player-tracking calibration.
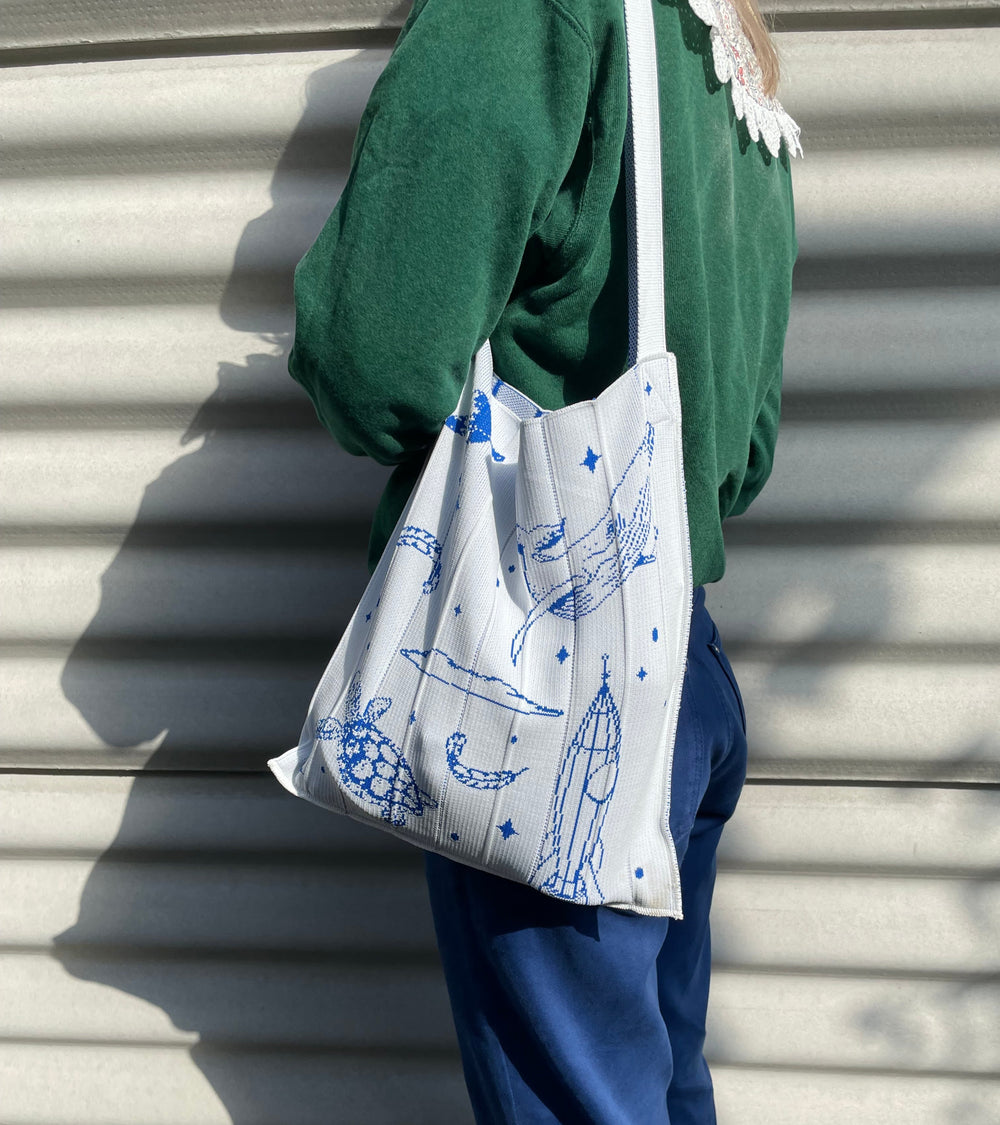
[267,0,694,917]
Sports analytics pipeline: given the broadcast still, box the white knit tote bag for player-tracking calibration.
[268,0,693,917]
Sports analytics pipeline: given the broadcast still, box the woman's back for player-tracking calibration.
[286,0,800,588]
[284,2,799,1119]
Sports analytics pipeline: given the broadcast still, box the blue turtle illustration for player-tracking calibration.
[510,423,658,665]
[315,674,437,827]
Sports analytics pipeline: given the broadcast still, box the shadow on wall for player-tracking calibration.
[43,21,999,1125]
[51,40,473,1125]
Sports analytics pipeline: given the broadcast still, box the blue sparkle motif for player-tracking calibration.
[556,645,570,664]
[635,867,644,878]
[454,604,462,616]
[652,627,658,642]
[450,832,460,841]
[497,818,518,840]
[533,656,620,904]
[365,611,371,622]
[645,382,652,395]
[581,446,601,473]
[637,667,648,681]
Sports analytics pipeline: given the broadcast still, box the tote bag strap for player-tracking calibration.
[474,0,667,384]
[623,0,669,367]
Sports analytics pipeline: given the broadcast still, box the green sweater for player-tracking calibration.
[288,0,798,587]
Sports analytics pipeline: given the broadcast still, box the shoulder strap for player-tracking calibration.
[623,0,669,366]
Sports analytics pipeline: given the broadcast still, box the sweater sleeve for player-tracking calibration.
[727,357,783,519]
[288,0,594,465]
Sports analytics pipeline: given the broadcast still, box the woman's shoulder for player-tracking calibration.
[564,0,802,161]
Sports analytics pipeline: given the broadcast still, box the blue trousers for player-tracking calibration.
[424,586,749,1124]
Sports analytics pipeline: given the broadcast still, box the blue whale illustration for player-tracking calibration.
[511,423,658,665]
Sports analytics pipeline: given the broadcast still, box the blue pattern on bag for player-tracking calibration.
[395,525,444,593]
[446,730,527,790]
[533,657,621,904]
[491,376,545,422]
[446,389,505,462]
[315,674,437,827]
[580,446,601,473]
[394,470,464,595]
[510,423,658,665]
[400,646,563,717]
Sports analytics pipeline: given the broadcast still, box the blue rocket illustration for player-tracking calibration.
[510,423,658,664]
[316,674,437,827]
[533,657,621,904]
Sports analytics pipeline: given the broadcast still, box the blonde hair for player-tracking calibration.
[731,0,780,99]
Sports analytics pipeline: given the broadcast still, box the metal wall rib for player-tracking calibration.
[1,4,998,1122]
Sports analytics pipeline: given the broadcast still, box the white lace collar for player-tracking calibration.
[687,0,803,159]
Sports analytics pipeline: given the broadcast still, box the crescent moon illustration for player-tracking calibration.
[445,730,527,790]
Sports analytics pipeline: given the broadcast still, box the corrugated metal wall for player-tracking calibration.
[2,1,998,1121]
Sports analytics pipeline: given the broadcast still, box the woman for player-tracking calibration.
[288,0,800,1119]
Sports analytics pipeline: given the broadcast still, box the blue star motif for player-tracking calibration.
[652,627,659,642]
[637,666,648,681]
[580,446,601,473]
[510,735,518,744]
[497,818,518,840]
[556,645,570,664]
[365,612,371,622]
[409,711,416,723]
[450,832,460,841]
[645,382,652,395]
[635,867,644,878]
[454,604,462,616]
[508,564,516,572]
